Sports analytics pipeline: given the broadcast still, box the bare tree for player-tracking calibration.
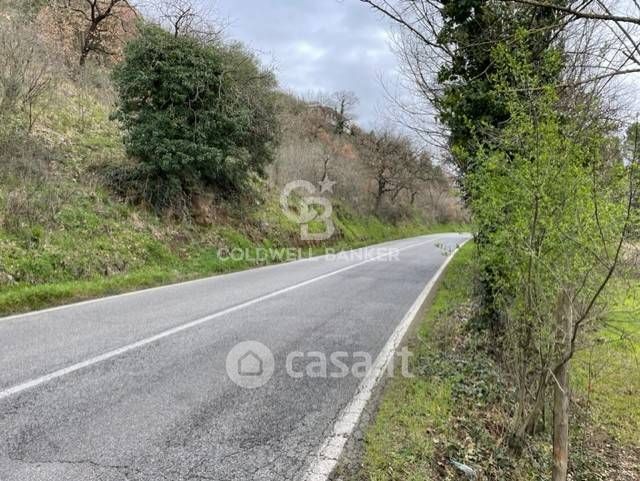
[53,0,137,66]
[145,0,224,43]
[359,129,440,213]
[0,19,54,132]
[310,91,360,135]
[404,151,445,206]
[331,90,359,135]
[359,130,405,212]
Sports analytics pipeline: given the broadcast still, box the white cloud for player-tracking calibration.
[292,41,327,62]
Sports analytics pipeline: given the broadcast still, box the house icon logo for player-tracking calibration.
[238,351,263,376]
[226,341,274,388]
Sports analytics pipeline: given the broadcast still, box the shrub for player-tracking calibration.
[111,24,279,205]
[0,18,53,134]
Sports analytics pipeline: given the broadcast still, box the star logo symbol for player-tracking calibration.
[318,177,336,194]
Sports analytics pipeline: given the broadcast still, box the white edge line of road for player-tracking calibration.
[0,237,457,402]
[301,238,471,481]
[0,233,455,323]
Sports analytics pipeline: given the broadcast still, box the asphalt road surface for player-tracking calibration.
[0,233,469,481]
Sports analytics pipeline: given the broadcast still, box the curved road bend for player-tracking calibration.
[0,233,469,481]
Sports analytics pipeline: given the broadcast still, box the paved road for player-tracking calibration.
[0,233,469,481]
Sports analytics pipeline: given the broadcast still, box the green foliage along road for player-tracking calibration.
[347,245,639,481]
[112,24,279,205]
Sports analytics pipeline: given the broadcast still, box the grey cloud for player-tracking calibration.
[210,0,399,129]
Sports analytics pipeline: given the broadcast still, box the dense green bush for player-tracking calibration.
[112,24,279,204]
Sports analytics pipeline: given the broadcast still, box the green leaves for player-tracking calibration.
[469,38,633,461]
[111,24,279,201]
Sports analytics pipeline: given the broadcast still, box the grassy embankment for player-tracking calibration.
[0,81,466,316]
[572,284,640,446]
[348,243,639,481]
[0,200,464,316]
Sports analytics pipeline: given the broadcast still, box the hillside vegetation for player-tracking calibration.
[0,1,465,315]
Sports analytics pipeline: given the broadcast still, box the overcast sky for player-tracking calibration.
[212,0,397,130]
[203,0,639,134]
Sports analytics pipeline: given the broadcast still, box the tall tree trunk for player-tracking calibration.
[374,192,382,213]
[79,33,92,66]
[79,47,89,66]
[514,370,547,443]
[552,360,570,481]
[321,156,329,182]
[374,179,385,213]
[552,294,572,481]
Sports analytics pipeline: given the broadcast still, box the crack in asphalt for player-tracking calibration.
[6,454,143,480]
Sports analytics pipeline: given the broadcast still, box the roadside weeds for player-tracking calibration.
[336,243,640,481]
[0,220,467,316]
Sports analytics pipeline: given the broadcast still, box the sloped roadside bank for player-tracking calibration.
[0,198,466,317]
[333,243,640,481]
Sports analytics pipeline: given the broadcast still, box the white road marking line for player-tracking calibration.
[0,235,444,323]
[301,239,470,481]
[0,238,441,402]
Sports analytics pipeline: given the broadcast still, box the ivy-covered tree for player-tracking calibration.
[362,0,565,182]
[468,36,636,480]
[112,24,279,201]
[362,0,568,328]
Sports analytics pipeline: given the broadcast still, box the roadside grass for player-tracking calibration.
[0,191,468,315]
[351,242,483,481]
[350,244,640,481]
[573,283,640,446]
